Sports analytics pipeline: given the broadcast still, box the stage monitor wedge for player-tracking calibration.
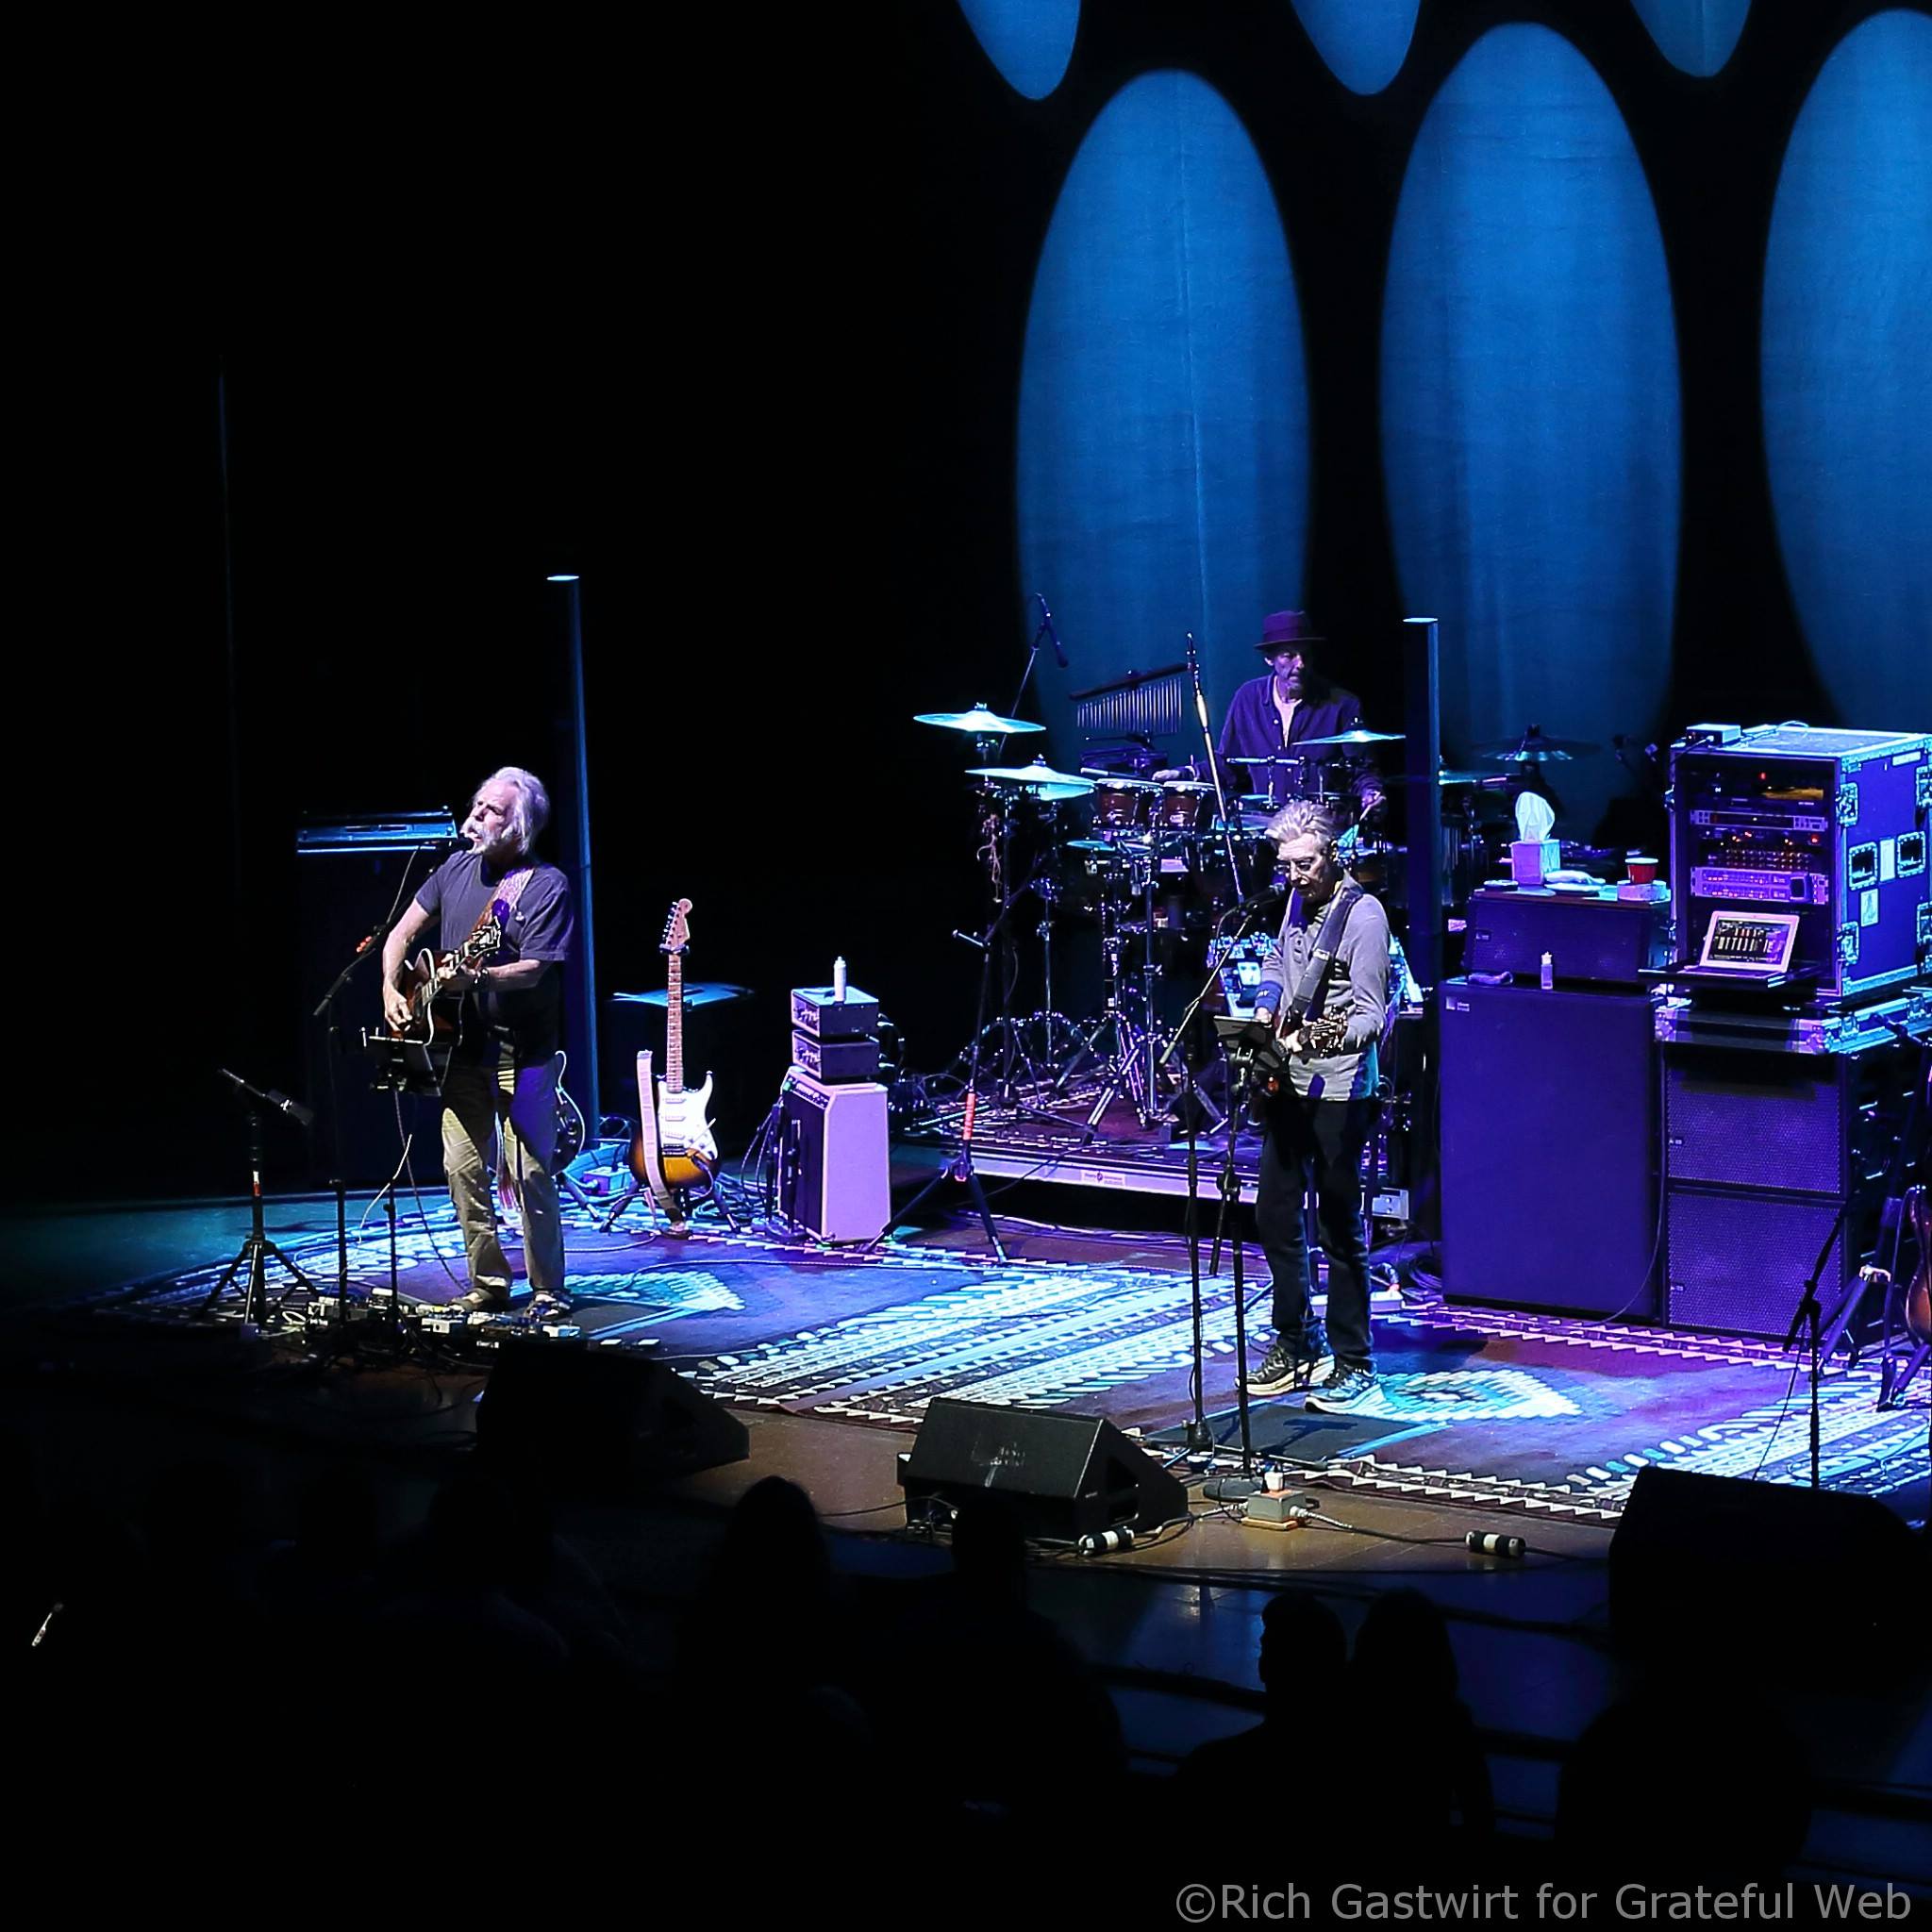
[477,1340,748,1492]
[1607,1467,1925,1671]
[900,1398,1188,1543]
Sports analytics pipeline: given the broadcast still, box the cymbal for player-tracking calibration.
[1474,729,1601,761]
[967,759,1094,800]
[1382,767,1499,787]
[1078,769,1160,790]
[1294,728,1405,749]
[914,704,1044,735]
[1067,837,1152,857]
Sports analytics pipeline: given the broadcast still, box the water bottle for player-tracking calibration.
[832,956,847,1002]
[1539,950,1554,991]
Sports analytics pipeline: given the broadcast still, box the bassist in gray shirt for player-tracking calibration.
[1241,800,1391,1410]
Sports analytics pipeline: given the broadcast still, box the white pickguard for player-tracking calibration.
[656,1072,718,1160]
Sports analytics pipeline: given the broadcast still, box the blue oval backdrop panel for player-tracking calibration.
[1381,25,1681,839]
[1018,72,1309,767]
[1763,8,1932,727]
[958,0,1080,101]
[1629,0,1752,78]
[1290,0,1421,96]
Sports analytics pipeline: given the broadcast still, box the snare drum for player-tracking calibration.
[1089,777,1159,835]
[1154,780,1216,836]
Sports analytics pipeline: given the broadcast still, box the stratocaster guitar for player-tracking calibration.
[629,898,719,1233]
[368,922,504,1094]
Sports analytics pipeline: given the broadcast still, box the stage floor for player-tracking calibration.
[63,1190,1930,1527]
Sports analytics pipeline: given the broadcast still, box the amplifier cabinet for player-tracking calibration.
[778,1072,891,1242]
[1440,980,1660,1318]
[1661,1041,1914,1339]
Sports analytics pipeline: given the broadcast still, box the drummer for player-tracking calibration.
[1161,609,1383,824]
[1218,609,1381,814]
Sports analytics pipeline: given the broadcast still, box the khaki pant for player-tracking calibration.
[440,1053,565,1298]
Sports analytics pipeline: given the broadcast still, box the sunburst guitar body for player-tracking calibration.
[629,897,719,1232]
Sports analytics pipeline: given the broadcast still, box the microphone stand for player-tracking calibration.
[1009,590,1068,722]
[1184,631,1252,906]
[308,836,444,1340]
[314,915,391,1338]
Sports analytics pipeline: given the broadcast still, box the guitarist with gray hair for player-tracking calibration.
[1241,799,1391,1409]
[380,766,575,1314]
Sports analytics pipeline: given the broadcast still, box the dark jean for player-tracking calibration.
[1253,1092,1378,1370]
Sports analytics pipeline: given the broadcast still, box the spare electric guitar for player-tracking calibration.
[1905,1185,1930,1347]
[368,921,504,1094]
[629,898,719,1234]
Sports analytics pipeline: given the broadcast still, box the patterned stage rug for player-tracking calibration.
[117,1208,1927,1524]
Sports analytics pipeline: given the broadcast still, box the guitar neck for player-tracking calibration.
[665,950,684,1091]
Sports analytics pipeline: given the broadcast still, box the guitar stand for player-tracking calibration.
[204,1103,321,1324]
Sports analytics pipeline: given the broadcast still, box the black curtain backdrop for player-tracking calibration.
[14,0,1925,1206]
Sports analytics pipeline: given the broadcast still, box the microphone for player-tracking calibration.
[1034,591,1068,668]
[219,1068,317,1129]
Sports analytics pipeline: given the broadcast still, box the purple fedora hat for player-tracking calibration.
[1255,609,1327,656]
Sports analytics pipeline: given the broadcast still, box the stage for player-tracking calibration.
[60,1178,1930,1527]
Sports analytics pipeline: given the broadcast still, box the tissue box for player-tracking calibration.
[1509,840,1560,887]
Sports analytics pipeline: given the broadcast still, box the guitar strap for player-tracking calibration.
[475,865,535,937]
[1278,880,1361,1036]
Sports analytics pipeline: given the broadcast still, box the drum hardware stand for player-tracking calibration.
[1070,850,1167,1137]
[206,1070,322,1325]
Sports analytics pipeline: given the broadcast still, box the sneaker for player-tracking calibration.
[526,1291,574,1321]
[1305,1365,1378,1412]
[455,1287,511,1312]
[1245,1338,1324,1395]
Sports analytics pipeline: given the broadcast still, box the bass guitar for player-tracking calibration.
[368,921,504,1094]
[629,898,719,1234]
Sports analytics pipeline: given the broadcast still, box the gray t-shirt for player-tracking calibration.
[1257,887,1391,1100]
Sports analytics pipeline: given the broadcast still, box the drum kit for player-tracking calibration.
[913,702,1598,1131]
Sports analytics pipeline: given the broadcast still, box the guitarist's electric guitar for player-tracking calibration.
[1254,1008,1350,1099]
[368,922,504,1094]
[629,898,719,1233]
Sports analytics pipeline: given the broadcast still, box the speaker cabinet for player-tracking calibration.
[477,1340,748,1490]
[1608,1467,1924,1668]
[779,1071,890,1242]
[1440,980,1659,1317]
[899,1398,1189,1542]
[1662,1042,1912,1339]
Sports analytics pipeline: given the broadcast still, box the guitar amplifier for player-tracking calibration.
[778,1071,891,1242]
[790,985,879,1041]
[791,1030,880,1083]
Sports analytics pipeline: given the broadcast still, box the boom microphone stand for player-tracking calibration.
[889,903,1011,1261]
[205,1070,320,1324]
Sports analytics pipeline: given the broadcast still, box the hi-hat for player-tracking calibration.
[1474,727,1600,763]
[914,704,1044,735]
[967,759,1095,800]
[1295,728,1405,749]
